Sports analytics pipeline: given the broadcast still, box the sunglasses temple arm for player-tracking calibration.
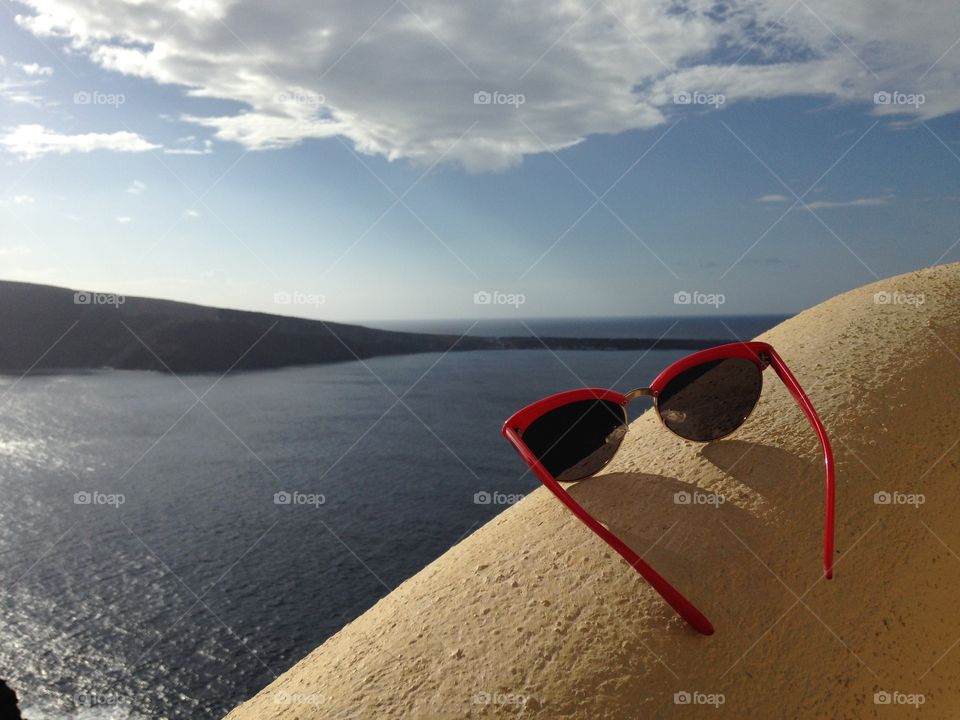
[504,428,714,635]
[765,347,836,579]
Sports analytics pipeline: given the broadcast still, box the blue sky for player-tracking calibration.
[1,0,958,322]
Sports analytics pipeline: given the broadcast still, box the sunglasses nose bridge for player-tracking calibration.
[624,387,654,403]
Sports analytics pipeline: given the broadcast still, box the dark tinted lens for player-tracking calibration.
[521,399,626,481]
[657,357,762,441]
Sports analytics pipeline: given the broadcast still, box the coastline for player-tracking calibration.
[0,279,746,375]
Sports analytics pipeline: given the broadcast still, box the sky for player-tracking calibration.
[0,0,958,323]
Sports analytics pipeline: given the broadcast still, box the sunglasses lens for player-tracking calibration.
[657,357,762,441]
[521,399,627,481]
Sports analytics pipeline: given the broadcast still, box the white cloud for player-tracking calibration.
[115,216,132,223]
[757,192,892,209]
[184,209,200,217]
[804,195,892,210]
[0,124,161,159]
[164,137,213,155]
[0,77,46,107]
[126,179,148,194]
[0,58,53,107]
[11,0,960,171]
[16,62,53,76]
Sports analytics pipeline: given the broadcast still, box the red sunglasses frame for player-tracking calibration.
[502,341,835,636]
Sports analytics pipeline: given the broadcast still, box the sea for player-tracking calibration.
[0,315,786,719]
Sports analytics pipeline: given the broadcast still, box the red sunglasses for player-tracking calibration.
[502,341,835,635]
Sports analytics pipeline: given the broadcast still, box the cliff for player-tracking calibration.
[0,281,725,374]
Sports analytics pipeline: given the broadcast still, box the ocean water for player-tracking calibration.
[0,316,786,719]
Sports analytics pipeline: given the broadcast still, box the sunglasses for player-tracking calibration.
[502,341,835,635]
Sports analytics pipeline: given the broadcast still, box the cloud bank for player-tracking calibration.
[11,0,960,170]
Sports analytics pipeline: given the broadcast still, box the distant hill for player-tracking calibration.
[0,281,725,374]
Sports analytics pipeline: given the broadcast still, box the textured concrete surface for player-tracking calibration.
[226,263,960,719]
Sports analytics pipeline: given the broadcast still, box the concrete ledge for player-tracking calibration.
[227,263,960,719]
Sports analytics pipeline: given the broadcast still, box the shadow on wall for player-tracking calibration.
[563,468,763,600]
[565,437,823,564]
[562,438,831,613]
[700,439,818,498]
[547,440,839,689]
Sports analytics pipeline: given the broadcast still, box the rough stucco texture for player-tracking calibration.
[226,263,960,719]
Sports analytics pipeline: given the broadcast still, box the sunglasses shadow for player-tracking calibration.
[565,470,759,583]
[563,440,822,601]
[699,439,819,503]
[698,439,827,583]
